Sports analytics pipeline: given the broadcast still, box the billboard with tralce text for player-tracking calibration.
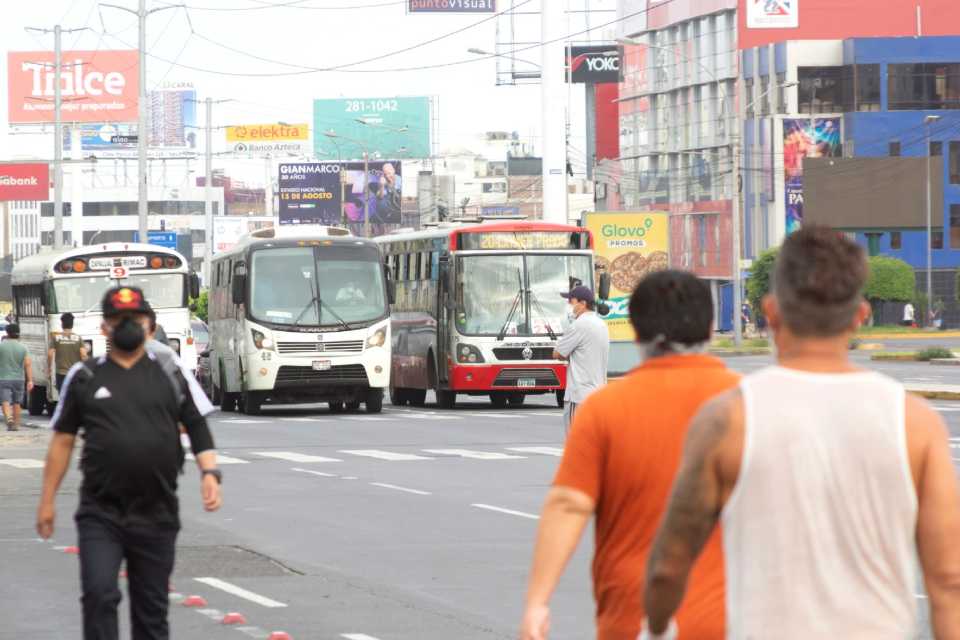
[7,50,139,124]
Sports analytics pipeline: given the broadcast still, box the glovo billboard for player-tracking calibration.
[584,212,669,341]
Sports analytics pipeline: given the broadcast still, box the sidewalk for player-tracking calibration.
[905,383,960,401]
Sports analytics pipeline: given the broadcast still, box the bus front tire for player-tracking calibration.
[556,390,565,409]
[389,386,407,406]
[241,390,262,415]
[508,393,525,407]
[436,389,456,410]
[365,389,383,414]
[346,401,362,412]
[408,389,427,407]
[219,372,238,413]
[329,402,344,413]
[28,386,45,417]
[490,392,508,409]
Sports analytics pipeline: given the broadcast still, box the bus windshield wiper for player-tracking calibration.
[496,269,524,342]
[528,288,557,341]
[291,293,353,331]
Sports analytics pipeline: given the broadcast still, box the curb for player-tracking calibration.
[908,389,960,401]
[857,332,960,340]
[709,349,772,357]
[870,354,921,362]
[930,358,960,366]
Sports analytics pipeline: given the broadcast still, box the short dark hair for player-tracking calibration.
[6,323,20,338]
[61,312,75,329]
[629,270,713,345]
[773,225,867,337]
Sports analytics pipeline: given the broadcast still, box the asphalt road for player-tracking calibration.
[1,353,957,639]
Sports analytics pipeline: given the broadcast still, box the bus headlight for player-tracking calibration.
[251,329,275,351]
[457,343,484,364]
[366,328,387,348]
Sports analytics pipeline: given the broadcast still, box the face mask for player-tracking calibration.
[112,316,146,352]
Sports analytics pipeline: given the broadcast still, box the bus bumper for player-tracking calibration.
[242,347,390,403]
[449,363,566,393]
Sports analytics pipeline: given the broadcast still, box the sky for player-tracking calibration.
[1,0,619,184]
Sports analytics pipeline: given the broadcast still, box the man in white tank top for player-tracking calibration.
[641,226,960,639]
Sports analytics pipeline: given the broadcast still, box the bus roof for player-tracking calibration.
[12,242,189,285]
[376,220,590,249]
[212,224,375,260]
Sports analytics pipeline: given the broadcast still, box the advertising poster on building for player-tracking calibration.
[7,50,139,124]
[583,212,669,341]
[747,0,799,29]
[313,97,430,159]
[279,161,403,227]
[783,117,841,234]
[408,0,496,12]
[0,163,50,201]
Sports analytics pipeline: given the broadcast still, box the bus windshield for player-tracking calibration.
[456,253,593,337]
[249,246,387,328]
[51,273,186,313]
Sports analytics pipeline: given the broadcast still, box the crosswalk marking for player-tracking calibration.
[423,448,526,460]
[185,453,249,465]
[507,446,565,457]
[251,452,341,463]
[339,449,434,461]
[0,459,44,469]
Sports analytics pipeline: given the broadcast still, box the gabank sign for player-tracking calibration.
[7,50,139,124]
[0,163,50,201]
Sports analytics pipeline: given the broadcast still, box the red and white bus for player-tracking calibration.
[377,221,605,409]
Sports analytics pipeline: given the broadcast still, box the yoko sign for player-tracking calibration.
[0,163,50,201]
[7,50,139,124]
[566,46,622,84]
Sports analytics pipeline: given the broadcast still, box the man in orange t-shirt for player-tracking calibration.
[519,270,739,640]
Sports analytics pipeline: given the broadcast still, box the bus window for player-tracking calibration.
[415,253,423,281]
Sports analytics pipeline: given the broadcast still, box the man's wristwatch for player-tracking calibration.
[202,469,222,484]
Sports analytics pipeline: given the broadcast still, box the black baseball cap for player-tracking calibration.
[101,286,152,317]
[561,285,595,303]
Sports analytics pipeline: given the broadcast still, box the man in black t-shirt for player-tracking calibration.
[36,286,222,640]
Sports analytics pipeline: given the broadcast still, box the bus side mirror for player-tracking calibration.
[598,272,611,301]
[189,273,201,300]
[231,274,246,306]
[597,302,611,317]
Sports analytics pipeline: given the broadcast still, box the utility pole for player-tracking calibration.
[540,0,566,224]
[732,73,745,346]
[24,25,87,250]
[204,97,213,286]
[101,1,183,244]
[925,114,942,326]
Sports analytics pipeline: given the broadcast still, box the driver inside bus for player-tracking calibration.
[335,280,367,303]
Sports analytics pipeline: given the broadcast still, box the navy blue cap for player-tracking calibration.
[561,285,594,303]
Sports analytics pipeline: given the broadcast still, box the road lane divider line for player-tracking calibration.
[194,578,288,608]
[253,452,342,463]
[423,448,525,460]
[339,449,434,461]
[342,634,382,640]
[186,453,249,465]
[278,417,330,422]
[219,419,270,424]
[471,503,540,520]
[292,467,339,478]
[235,626,271,638]
[0,459,45,469]
[507,446,565,457]
[370,482,432,496]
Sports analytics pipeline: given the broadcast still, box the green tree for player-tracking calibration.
[864,256,915,303]
[746,248,779,315]
[190,290,208,323]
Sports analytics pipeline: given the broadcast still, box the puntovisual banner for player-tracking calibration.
[408,0,496,12]
[278,161,403,226]
[783,118,841,234]
[583,212,669,341]
[0,163,50,201]
[7,50,139,124]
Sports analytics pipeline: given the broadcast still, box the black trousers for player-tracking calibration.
[76,510,178,640]
[56,373,67,392]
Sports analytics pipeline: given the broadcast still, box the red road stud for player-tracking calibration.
[64,546,79,554]
[267,633,292,640]
[221,612,247,625]
[181,595,208,608]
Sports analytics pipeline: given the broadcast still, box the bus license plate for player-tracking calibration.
[312,360,332,371]
[517,378,536,388]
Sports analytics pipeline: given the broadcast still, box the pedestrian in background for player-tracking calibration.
[49,312,86,393]
[902,300,916,327]
[0,323,33,431]
[644,226,960,638]
[553,285,609,433]
[521,271,739,640]
[36,286,221,640]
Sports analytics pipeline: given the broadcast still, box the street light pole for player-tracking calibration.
[204,97,213,286]
[363,151,370,238]
[925,114,941,325]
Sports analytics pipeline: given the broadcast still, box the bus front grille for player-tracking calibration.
[492,368,561,387]
[277,340,365,354]
[493,347,555,361]
[275,364,369,384]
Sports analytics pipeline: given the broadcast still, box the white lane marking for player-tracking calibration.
[935,406,960,412]
[342,416,393,422]
[339,449,434,461]
[186,453,249,465]
[916,594,928,599]
[342,635,382,640]
[0,459,45,469]
[168,593,185,602]
[404,412,461,421]
[279,417,330,423]
[292,467,339,478]
[252,451,341,463]
[423,448,525,460]
[219,419,269,424]
[369,482,432,496]
[471,503,540,520]
[194,577,287,608]
[195,608,224,621]
[236,627,270,639]
[507,446,565,457]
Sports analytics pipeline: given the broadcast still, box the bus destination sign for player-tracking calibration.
[458,231,587,251]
